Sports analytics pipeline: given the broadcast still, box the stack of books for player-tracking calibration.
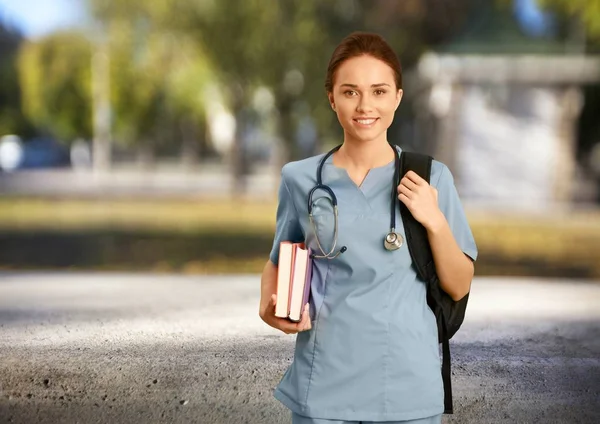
[275,242,313,322]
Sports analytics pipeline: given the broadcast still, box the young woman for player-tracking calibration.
[259,32,478,424]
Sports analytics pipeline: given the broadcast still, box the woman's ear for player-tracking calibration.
[395,89,403,110]
[328,92,336,111]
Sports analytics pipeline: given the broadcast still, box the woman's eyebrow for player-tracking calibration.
[340,83,391,88]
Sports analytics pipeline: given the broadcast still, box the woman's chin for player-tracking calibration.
[344,129,387,144]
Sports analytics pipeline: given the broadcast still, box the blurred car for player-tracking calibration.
[0,135,71,172]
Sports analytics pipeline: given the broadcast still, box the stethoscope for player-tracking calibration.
[307,142,403,260]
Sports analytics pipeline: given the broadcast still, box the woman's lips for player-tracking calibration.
[353,117,379,127]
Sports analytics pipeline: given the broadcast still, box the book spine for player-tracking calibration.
[301,249,313,311]
[274,242,292,319]
[287,246,297,316]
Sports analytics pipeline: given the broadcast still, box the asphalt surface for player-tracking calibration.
[0,168,275,199]
[0,273,598,424]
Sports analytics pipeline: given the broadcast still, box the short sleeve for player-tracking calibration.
[269,168,304,266]
[435,164,478,261]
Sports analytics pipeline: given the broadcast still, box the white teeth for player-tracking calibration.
[356,119,376,125]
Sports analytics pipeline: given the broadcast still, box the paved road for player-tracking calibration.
[0,168,276,199]
[0,273,598,424]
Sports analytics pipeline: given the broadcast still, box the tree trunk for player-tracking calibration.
[278,101,295,166]
[179,117,199,171]
[136,143,155,171]
[269,97,295,199]
[91,38,112,173]
[229,86,249,198]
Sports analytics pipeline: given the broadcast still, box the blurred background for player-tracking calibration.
[0,0,599,278]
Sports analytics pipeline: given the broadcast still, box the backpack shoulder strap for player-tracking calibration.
[398,151,435,282]
[399,150,456,415]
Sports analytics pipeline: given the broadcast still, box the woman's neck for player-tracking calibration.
[334,137,395,170]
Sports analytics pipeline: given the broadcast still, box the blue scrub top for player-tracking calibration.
[269,145,478,422]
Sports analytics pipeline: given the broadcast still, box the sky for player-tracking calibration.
[514,0,556,37]
[0,0,88,38]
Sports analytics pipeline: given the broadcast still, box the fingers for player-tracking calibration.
[298,304,312,332]
[278,318,303,334]
[264,301,312,335]
[396,173,419,202]
[399,175,419,192]
[397,183,413,200]
[398,192,410,206]
[397,171,436,205]
[283,304,312,334]
[403,170,425,185]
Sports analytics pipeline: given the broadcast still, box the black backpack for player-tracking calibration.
[398,151,470,415]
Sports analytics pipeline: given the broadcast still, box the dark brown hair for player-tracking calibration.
[325,32,402,93]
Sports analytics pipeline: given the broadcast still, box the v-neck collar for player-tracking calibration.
[323,145,398,193]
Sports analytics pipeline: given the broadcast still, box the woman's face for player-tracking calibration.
[329,54,402,145]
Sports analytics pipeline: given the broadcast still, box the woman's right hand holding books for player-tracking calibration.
[260,294,312,334]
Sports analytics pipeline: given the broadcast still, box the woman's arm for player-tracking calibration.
[425,215,474,301]
[259,260,279,319]
[398,168,476,301]
[263,164,311,332]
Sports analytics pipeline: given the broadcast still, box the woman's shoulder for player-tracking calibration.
[280,152,327,182]
[430,159,454,189]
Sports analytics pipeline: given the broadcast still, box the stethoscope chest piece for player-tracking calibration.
[384,231,403,251]
[311,142,406,258]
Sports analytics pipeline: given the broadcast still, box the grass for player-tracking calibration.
[0,197,599,277]
[0,197,277,232]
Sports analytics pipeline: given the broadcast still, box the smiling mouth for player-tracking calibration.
[353,118,378,126]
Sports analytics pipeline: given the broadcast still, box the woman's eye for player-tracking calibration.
[374,89,386,95]
[344,90,357,97]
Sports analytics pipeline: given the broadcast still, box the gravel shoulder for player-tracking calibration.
[0,273,599,424]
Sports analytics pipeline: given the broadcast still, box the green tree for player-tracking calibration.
[89,0,474,193]
[0,22,33,137]
[538,0,600,41]
[89,0,324,189]
[163,36,217,167]
[106,19,174,163]
[167,0,328,192]
[89,1,219,167]
[178,0,473,164]
[17,31,93,143]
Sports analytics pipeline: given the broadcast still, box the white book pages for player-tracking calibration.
[274,242,294,318]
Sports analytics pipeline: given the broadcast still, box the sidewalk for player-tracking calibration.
[0,273,598,423]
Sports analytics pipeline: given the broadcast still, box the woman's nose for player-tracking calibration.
[356,94,374,113]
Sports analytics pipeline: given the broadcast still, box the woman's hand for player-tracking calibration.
[259,294,312,335]
[397,170,445,230]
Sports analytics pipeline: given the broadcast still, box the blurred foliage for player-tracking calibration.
[0,22,34,137]
[104,19,216,152]
[17,31,93,143]
[0,198,599,278]
[4,0,599,159]
[88,0,474,165]
[538,0,600,40]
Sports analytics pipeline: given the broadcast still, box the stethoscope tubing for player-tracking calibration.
[308,142,402,259]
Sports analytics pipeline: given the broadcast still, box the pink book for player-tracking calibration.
[288,244,313,322]
[274,241,296,318]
